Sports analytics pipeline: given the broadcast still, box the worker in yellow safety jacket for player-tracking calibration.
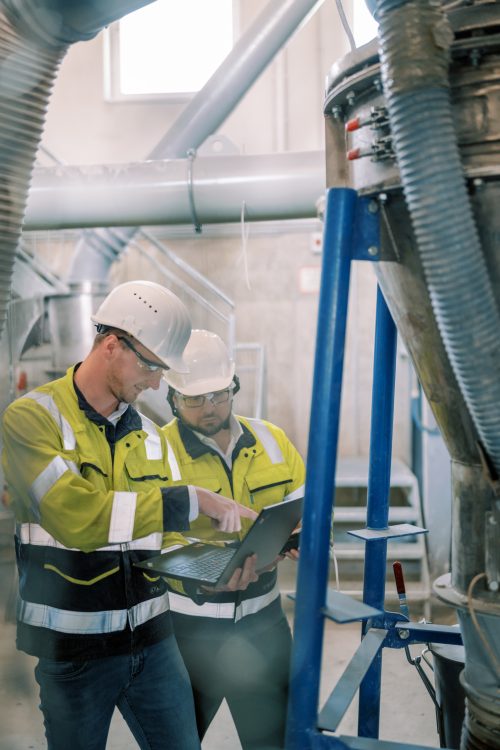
[162,329,305,750]
[1,282,257,750]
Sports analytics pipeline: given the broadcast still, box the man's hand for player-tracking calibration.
[201,554,259,593]
[196,488,258,532]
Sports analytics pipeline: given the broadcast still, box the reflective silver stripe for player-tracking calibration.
[140,414,163,460]
[284,484,305,502]
[166,440,181,481]
[29,455,79,509]
[18,595,168,635]
[235,583,281,622]
[108,491,137,544]
[168,583,280,621]
[17,599,127,634]
[187,485,199,521]
[24,391,76,450]
[119,531,163,551]
[128,592,170,629]
[16,523,162,552]
[246,419,284,464]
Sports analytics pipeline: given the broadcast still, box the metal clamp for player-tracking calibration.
[186,148,202,234]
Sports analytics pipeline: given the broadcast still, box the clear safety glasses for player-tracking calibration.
[177,388,234,408]
[117,336,168,373]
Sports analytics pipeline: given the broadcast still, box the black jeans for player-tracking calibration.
[173,612,292,750]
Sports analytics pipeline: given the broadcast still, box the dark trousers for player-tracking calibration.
[34,636,200,750]
[173,612,292,750]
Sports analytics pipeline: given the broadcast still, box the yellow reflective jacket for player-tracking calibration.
[162,416,305,622]
[2,367,190,659]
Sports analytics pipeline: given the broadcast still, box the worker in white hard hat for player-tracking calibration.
[162,329,305,750]
[1,282,258,750]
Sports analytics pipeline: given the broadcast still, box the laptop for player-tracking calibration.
[135,496,303,587]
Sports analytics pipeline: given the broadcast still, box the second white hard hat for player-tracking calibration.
[91,280,191,371]
[164,329,235,395]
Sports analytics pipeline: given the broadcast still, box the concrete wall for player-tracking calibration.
[21,0,411,463]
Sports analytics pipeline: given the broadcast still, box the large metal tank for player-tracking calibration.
[46,283,107,375]
[325,3,500,748]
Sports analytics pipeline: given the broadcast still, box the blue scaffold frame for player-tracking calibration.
[284,187,461,750]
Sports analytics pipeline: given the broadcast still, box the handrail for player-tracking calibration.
[127,237,231,325]
[139,229,234,309]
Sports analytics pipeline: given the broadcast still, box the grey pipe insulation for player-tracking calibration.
[375,0,500,478]
[0,8,66,341]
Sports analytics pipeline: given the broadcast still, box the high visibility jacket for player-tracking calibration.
[1,367,191,660]
[162,416,305,623]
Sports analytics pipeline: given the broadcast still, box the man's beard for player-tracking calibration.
[185,414,232,437]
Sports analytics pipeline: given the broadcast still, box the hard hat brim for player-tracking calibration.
[161,352,190,373]
[164,364,235,395]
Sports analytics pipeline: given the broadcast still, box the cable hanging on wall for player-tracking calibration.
[186,148,202,235]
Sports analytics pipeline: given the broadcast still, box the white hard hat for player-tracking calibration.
[164,329,235,395]
[91,280,191,372]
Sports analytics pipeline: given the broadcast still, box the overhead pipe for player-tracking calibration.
[0,0,158,341]
[66,0,326,284]
[24,151,325,229]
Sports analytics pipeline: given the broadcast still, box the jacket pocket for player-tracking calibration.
[124,455,169,485]
[245,465,293,510]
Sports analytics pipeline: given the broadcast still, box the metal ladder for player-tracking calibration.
[333,456,430,616]
[285,188,461,750]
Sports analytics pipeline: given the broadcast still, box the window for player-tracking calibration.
[353,0,378,47]
[105,0,235,101]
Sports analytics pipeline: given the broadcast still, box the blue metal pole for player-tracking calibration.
[358,286,398,738]
[286,187,357,750]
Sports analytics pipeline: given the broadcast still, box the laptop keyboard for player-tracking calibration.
[166,546,237,581]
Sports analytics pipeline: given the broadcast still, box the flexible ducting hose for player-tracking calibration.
[0,0,155,342]
[0,9,66,340]
[376,0,500,475]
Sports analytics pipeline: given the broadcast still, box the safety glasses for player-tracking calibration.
[117,336,168,373]
[177,388,234,408]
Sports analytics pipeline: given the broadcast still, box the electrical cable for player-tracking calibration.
[239,200,251,290]
[334,0,357,51]
[331,544,340,591]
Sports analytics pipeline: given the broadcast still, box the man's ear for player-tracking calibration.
[102,334,120,359]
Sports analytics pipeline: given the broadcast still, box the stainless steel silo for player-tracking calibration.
[325,3,500,747]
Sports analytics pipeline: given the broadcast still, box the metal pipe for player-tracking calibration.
[67,0,325,282]
[358,286,397,739]
[285,187,356,750]
[24,152,325,231]
[139,229,235,309]
[151,0,324,159]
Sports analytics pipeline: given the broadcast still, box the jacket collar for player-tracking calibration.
[71,364,142,438]
[178,417,256,461]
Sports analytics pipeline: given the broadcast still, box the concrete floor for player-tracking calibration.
[0,551,456,749]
